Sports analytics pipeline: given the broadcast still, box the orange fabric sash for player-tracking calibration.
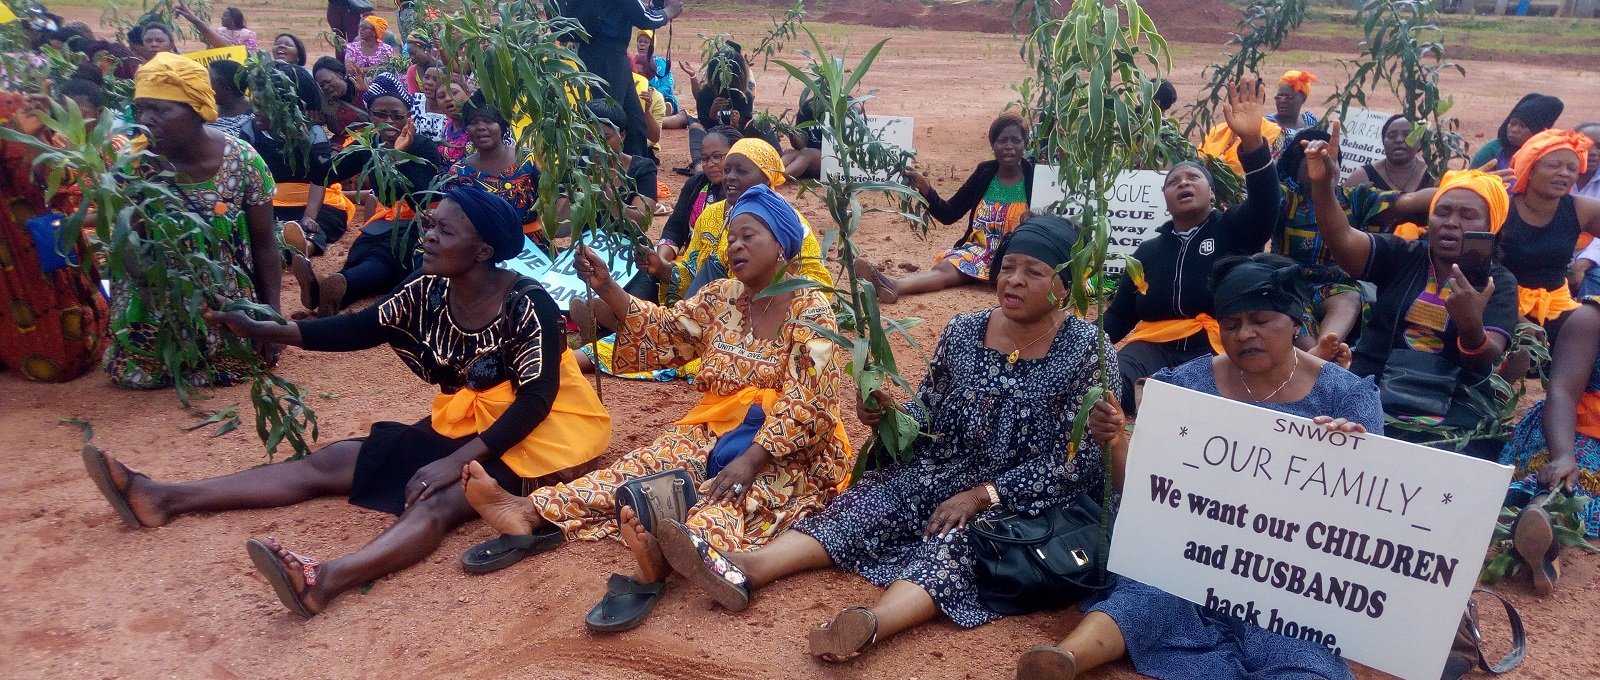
[675,385,851,457]
[1199,119,1283,175]
[429,352,613,479]
[1577,392,1600,441]
[1120,314,1223,354]
[273,181,359,224]
[1518,285,1581,324]
[366,201,416,227]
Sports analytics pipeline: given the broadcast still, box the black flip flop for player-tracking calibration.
[81,444,143,528]
[585,573,667,633]
[461,524,563,574]
[245,538,318,619]
[671,165,696,177]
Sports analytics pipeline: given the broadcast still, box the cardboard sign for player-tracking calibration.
[821,115,914,182]
[182,45,248,67]
[1336,107,1393,183]
[1108,381,1512,680]
[501,234,639,310]
[1030,166,1170,276]
[0,4,18,23]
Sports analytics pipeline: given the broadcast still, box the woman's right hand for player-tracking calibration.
[1086,396,1128,448]
[856,387,896,427]
[677,60,697,78]
[573,245,617,291]
[1302,119,1342,186]
[903,162,931,194]
[1538,455,1580,493]
[203,308,262,339]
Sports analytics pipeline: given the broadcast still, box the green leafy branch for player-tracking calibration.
[239,51,313,175]
[1480,491,1600,585]
[1177,0,1306,140]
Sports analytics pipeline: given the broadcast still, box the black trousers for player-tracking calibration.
[1116,334,1213,414]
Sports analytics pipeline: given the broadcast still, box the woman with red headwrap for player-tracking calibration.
[1268,70,1318,138]
[1501,129,1600,339]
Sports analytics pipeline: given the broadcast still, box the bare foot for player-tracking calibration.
[853,258,899,304]
[93,449,171,527]
[619,506,669,584]
[317,273,347,318]
[288,253,318,312]
[462,461,537,536]
[250,537,330,616]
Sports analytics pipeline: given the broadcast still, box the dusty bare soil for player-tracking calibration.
[5,3,1600,679]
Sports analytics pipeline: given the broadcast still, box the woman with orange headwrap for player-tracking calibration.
[343,13,396,72]
[1500,129,1600,338]
[1268,70,1318,139]
[1306,121,1520,460]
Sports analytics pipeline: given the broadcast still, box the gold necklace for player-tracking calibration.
[1005,312,1064,364]
[1239,352,1299,402]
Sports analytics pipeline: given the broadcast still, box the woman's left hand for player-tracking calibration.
[1311,415,1367,434]
[706,446,772,504]
[924,487,987,539]
[405,454,469,508]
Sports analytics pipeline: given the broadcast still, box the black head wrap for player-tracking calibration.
[444,185,524,263]
[1168,159,1214,190]
[1211,257,1306,321]
[1499,93,1564,149]
[1278,128,1331,186]
[461,91,510,131]
[991,214,1081,289]
[585,99,625,132]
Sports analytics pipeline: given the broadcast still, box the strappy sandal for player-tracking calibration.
[1015,646,1077,680]
[1440,589,1526,679]
[81,444,145,529]
[657,518,750,612]
[245,538,319,619]
[809,606,878,662]
[1511,503,1560,595]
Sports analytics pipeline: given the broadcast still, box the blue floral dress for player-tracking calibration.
[793,309,1116,627]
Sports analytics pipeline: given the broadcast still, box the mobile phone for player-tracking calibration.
[1458,231,1495,288]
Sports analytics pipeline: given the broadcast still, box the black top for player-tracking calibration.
[623,153,658,205]
[1104,143,1281,342]
[236,116,334,186]
[923,159,1038,248]
[1360,161,1437,192]
[661,171,721,246]
[1499,195,1581,290]
[1349,234,1519,383]
[555,0,669,55]
[299,275,564,455]
[794,92,825,150]
[326,134,443,211]
[694,86,755,132]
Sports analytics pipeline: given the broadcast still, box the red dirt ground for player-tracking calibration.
[4,3,1599,679]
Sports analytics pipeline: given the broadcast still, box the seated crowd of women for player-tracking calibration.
[4,11,1599,680]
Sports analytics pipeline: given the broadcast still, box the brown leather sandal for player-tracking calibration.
[808,606,878,662]
[1015,645,1077,680]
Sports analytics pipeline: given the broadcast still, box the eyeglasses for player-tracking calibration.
[370,110,408,122]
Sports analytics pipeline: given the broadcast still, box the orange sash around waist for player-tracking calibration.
[1577,392,1600,441]
[1120,314,1223,354]
[676,386,851,454]
[274,181,359,225]
[430,352,613,479]
[1518,285,1581,325]
[366,201,416,227]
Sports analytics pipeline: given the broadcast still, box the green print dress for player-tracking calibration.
[105,136,277,389]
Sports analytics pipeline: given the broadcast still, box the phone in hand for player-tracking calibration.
[1458,231,1495,288]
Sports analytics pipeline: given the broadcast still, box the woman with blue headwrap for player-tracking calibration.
[461,183,851,633]
[83,186,611,618]
[655,214,1120,662]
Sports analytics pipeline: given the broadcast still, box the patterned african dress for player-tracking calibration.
[104,135,275,389]
[793,310,1116,628]
[529,278,850,551]
[344,40,395,71]
[443,154,544,248]
[1273,180,1365,338]
[940,177,1028,281]
[1500,298,1600,536]
[0,135,109,382]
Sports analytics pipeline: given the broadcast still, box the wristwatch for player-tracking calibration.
[983,482,1001,509]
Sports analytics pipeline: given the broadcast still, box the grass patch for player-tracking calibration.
[1298,5,1600,57]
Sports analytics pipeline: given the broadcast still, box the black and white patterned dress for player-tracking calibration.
[792,309,1117,627]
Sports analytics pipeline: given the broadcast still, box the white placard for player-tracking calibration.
[821,115,914,182]
[501,235,639,310]
[1337,107,1393,183]
[1108,381,1511,680]
[1030,166,1170,276]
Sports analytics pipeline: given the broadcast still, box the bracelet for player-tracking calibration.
[983,483,1001,509]
[1243,160,1275,177]
[1457,335,1489,356]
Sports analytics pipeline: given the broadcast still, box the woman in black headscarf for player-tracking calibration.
[1471,93,1564,171]
[82,186,608,619]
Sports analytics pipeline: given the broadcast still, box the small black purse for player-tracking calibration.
[1379,348,1461,418]
[968,492,1111,616]
[615,469,698,535]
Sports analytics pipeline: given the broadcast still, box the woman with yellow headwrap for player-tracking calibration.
[106,52,282,389]
[1306,121,1521,460]
[1501,128,1600,331]
[343,13,396,72]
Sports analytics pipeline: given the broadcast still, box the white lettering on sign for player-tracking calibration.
[501,235,639,310]
[821,115,915,183]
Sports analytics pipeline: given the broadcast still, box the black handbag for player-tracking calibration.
[1380,349,1460,418]
[968,492,1110,616]
[615,469,698,535]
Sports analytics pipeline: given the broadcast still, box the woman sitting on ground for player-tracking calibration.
[781,89,826,180]
[272,33,308,70]
[653,125,740,289]
[214,7,256,50]
[461,184,852,633]
[1308,124,1519,460]
[312,57,368,143]
[83,186,611,618]
[1499,294,1600,596]
[441,93,544,250]
[107,53,281,389]
[403,32,436,95]
[1015,254,1379,680]
[1500,129,1600,343]
[857,112,1034,303]
[1472,93,1563,173]
[295,73,443,317]
[1271,128,1361,360]
[343,14,396,73]
[1345,114,1438,193]
[1104,78,1280,413]
[634,29,679,116]
[656,215,1118,661]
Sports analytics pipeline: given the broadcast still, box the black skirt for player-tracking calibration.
[349,417,523,515]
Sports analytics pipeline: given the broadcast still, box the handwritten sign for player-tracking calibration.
[501,235,639,310]
[821,115,914,183]
[1336,107,1393,183]
[182,45,248,67]
[1109,381,1511,680]
[1030,167,1170,276]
